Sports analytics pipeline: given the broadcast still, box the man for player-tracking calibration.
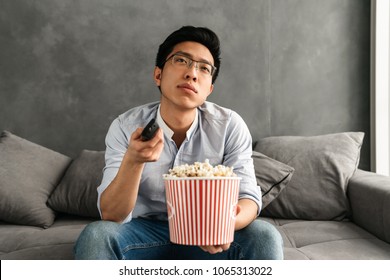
[74,26,283,259]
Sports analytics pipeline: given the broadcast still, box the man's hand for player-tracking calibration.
[125,127,164,164]
[198,199,258,254]
[198,204,245,254]
[199,243,231,254]
[234,199,258,231]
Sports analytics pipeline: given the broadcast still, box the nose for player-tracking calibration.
[184,62,198,82]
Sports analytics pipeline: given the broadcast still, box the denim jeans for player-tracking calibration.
[74,218,283,260]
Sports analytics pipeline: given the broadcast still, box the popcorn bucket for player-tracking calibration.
[164,177,241,246]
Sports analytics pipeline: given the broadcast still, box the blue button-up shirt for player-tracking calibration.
[97,101,262,223]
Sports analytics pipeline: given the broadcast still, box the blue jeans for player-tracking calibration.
[74,218,283,260]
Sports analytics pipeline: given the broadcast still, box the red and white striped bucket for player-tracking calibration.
[164,177,241,246]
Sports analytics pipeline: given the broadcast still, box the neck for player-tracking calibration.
[160,105,196,134]
[160,103,197,148]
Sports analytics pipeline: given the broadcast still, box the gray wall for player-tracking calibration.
[0,0,371,170]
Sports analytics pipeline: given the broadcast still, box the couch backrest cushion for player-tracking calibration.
[252,151,294,210]
[48,149,104,218]
[0,131,72,228]
[254,132,364,220]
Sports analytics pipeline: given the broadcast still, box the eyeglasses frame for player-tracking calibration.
[164,52,217,77]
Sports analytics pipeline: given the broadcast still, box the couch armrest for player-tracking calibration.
[348,169,390,243]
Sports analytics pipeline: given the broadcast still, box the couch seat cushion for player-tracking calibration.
[0,215,95,260]
[263,218,390,260]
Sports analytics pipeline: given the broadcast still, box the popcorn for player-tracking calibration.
[163,159,236,178]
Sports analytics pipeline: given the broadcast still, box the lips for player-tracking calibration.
[177,83,198,94]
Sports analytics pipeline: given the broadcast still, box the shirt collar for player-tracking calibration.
[186,108,198,139]
[156,105,174,139]
[156,105,198,140]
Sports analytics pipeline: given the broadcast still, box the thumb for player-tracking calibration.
[131,127,144,141]
[235,204,242,216]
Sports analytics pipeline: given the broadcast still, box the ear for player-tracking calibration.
[206,84,214,97]
[154,67,162,86]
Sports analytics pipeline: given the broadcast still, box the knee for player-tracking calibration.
[80,221,119,241]
[236,220,284,260]
[253,220,283,246]
[74,221,120,259]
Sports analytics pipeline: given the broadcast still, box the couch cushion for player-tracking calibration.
[0,215,95,260]
[252,151,294,210]
[263,218,390,260]
[48,150,104,218]
[254,132,364,220]
[0,131,71,228]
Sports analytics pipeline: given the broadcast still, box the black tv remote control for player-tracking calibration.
[141,118,159,141]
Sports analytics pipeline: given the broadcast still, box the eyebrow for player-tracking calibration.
[174,51,213,66]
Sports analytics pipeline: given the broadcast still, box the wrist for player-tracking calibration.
[123,148,146,166]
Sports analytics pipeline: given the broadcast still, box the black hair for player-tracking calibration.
[155,26,221,84]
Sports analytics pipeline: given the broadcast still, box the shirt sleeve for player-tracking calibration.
[97,118,133,223]
[223,111,262,215]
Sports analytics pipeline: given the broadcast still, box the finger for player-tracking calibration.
[127,128,163,162]
[235,204,242,216]
[138,128,163,149]
[199,245,208,252]
[199,245,224,254]
[131,127,144,142]
[144,129,163,158]
[220,243,231,251]
[149,128,164,146]
[211,246,224,254]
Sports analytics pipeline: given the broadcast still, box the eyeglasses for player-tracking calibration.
[165,53,217,77]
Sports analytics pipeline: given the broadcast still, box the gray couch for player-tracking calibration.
[1,130,390,260]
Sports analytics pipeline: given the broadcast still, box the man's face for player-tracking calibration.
[154,41,214,111]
